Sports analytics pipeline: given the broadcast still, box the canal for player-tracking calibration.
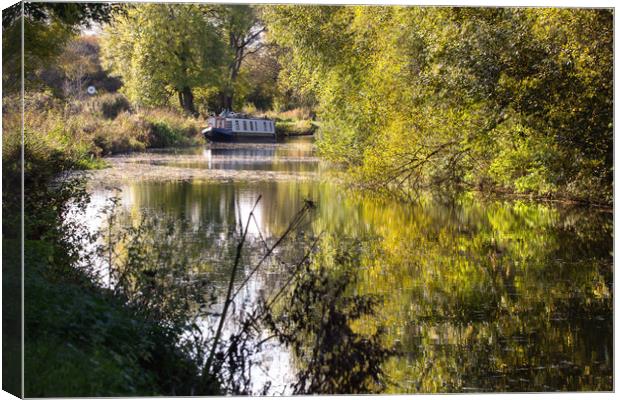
[82,137,613,394]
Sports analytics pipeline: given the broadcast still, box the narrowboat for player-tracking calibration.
[203,111,276,142]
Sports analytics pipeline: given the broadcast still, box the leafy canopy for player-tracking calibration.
[101,4,226,110]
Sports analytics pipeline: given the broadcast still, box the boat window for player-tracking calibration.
[250,121,254,131]
[234,120,239,130]
[243,120,247,130]
[263,121,267,130]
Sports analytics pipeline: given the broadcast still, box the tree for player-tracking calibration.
[3,2,118,94]
[265,6,613,204]
[241,44,281,110]
[101,4,226,115]
[217,5,265,111]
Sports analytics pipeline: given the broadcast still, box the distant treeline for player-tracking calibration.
[265,7,613,205]
[4,3,305,116]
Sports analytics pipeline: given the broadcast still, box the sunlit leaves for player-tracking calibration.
[101,4,226,111]
[265,6,612,204]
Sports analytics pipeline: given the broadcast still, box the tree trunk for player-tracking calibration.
[178,86,197,116]
[224,93,234,111]
[223,50,242,111]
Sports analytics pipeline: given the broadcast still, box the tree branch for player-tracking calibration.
[241,26,265,48]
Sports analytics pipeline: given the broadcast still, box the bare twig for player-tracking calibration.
[204,195,262,376]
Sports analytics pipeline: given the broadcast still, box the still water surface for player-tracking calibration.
[85,138,613,393]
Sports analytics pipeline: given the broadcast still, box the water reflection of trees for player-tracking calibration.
[344,198,613,392]
[99,200,396,395]
[99,178,613,392]
[265,239,395,394]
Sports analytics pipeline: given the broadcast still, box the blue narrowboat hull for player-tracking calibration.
[203,127,275,142]
[203,127,236,142]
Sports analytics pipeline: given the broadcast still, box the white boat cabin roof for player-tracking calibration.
[215,110,271,121]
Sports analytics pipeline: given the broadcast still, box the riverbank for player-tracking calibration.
[275,119,317,137]
[22,239,220,396]
[15,92,205,162]
[3,94,222,395]
[260,107,318,137]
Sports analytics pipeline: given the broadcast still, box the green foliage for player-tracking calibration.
[16,92,203,158]
[275,120,316,137]
[3,3,118,94]
[23,238,220,397]
[265,7,613,204]
[101,4,226,114]
[2,92,218,395]
[86,92,132,119]
[141,108,202,149]
[240,45,281,110]
[216,5,265,110]
[24,242,159,397]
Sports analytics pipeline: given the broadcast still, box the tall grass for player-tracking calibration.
[18,92,204,160]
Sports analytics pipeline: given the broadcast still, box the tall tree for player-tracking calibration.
[101,4,225,115]
[218,5,265,111]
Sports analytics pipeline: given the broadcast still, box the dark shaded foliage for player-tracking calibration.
[264,242,396,394]
[98,92,131,119]
[3,2,118,29]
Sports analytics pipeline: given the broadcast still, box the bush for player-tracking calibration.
[80,93,132,119]
[99,93,132,119]
[276,119,316,136]
[17,92,205,158]
[265,107,314,122]
[141,108,203,148]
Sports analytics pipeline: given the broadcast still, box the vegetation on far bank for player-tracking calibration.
[248,106,317,137]
[265,7,613,206]
[4,91,204,167]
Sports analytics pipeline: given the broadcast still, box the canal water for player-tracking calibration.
[84,137,613,394]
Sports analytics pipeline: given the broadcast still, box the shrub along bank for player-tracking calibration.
[23,240,219,397]
[260,107,317,137]
[276,119,317,137]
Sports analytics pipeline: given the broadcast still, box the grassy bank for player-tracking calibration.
[22,240,219,396]
[20,92,204,161]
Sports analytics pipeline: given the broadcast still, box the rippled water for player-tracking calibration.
[84,137,613,393]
